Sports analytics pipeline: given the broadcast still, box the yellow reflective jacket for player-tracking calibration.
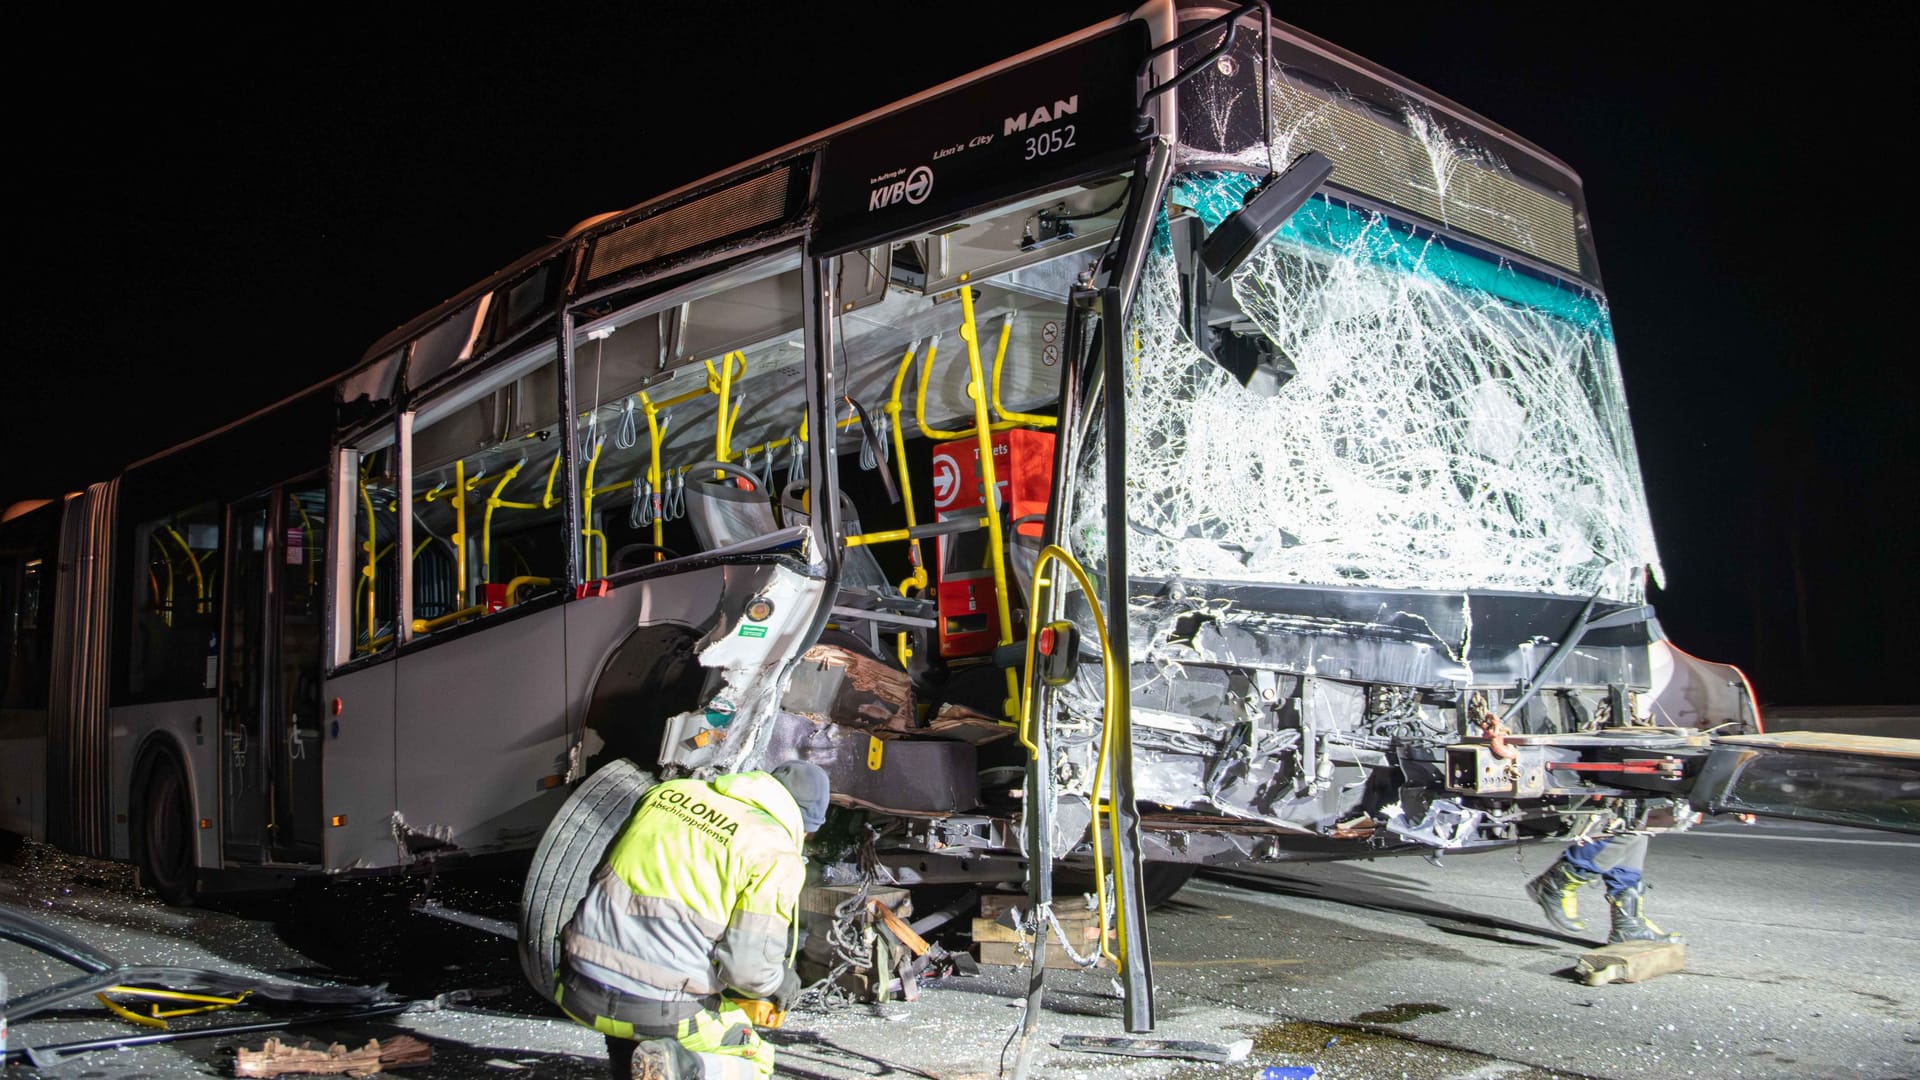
[561,772,805,1025]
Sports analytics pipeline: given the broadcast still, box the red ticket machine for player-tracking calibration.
[930,428,1054,657]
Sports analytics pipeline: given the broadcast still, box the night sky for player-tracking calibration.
[14,6,1911,706]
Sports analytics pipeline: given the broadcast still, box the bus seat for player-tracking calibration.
[684,461,780,552]
[779,481,894,595]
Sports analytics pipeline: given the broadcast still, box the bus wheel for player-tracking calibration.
[517,758,656,997]
[1055,862,1199,910]
[132,749,196,905]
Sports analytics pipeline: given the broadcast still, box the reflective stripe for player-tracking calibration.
[561,773,804,1012]
[608,872,728,938]
[565,931,720,996]
[727,906,791,942]
[713,924,788,996]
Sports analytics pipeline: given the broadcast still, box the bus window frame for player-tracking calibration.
[561,242,832,582]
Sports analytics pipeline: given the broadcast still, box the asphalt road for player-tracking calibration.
[3,817,1915,1079]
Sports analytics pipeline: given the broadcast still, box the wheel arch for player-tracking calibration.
[578,621,714,778]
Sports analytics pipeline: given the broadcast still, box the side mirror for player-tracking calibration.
[1201,150,1334,279]
[1175,151,1334,392]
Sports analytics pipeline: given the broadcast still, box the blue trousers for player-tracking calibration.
[1564,833,1648,896]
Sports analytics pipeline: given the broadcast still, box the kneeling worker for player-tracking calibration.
[557,760,831,1080]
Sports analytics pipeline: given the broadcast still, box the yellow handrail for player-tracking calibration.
[161,526,207,613]
[641,391,667,550]
[1015,543,1122,968]
[407,575,550,635]
[706,351,746,464]
[542,452,562,509]
[957,280,1021,719]
[412,602,488,634]
[452,459,468,601]
[884,341,931,597]
[581,438,606,578]
[359,477,379,649]
[482,460,528,580]
[913,335,970,440]
[990,313,1056,427]
[843,516,988,548]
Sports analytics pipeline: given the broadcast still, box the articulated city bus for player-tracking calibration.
[3,0,1910,1029]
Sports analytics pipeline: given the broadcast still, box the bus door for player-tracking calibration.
[219,480,326,865]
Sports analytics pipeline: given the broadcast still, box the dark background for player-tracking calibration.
[13,6,1911,705]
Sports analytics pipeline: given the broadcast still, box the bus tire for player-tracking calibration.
[131,746,197,906]
[1056,862,1199,910]
[517,758,656,997]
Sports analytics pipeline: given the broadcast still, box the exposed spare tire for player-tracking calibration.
[517,758,656,996]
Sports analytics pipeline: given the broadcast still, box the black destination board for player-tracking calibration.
[815,20,1151,255]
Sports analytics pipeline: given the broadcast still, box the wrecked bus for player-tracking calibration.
[4,0,1912,1032]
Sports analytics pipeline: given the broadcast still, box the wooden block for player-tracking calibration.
[971,916,1098,945]
[1576,940,1686,985]
[801,883,909,917]
[975,940,1100,970]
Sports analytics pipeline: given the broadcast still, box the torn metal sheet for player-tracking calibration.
[1383,798,1485,849]
[656,563,828,773]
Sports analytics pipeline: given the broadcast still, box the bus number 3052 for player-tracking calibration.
[1024,125,1076,160]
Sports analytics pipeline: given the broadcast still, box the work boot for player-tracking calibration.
[628,1039,685,1080]
[1607,884,1684,945]
[1525,858,1598,933]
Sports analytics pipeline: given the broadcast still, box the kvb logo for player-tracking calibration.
[869,165,934,212]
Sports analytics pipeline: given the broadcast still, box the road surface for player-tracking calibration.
[3,817,1915,1078]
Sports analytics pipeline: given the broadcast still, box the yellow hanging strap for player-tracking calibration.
[990,313,1056,427]
[957,281,1021,720]
[1016,544,1123,968]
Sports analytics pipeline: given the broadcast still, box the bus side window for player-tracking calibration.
[346,444,398,658]
[406,346,564,638]
[569,255,807,572]
[128,502,223,701]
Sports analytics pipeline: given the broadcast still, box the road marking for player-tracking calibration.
[1683,831,1920,848]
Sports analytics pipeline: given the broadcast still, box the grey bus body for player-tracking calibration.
[1,1,1910,924]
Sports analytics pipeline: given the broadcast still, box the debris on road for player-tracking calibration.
[1575,940,1687,985]
[1056,1034,1252,1063]
[235,1034,431,1077]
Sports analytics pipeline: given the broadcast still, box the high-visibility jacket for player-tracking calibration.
[561,772,805,1030]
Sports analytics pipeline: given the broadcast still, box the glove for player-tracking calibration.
[772,967,803,1012]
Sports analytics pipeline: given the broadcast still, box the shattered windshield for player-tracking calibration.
[1076,175,1661,602]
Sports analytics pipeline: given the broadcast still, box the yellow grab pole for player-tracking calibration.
[452,459,468,602]
[641,392,666,550]
[482,460,526,582]
[1016,544,1122,966]
[914,334,972,441]
[360,478,378,647]
[957,280,1020,719]
[885,341,931,597]
[991,313,1056,427]
[581,439,605,578]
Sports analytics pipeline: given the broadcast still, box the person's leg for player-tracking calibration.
[1576,833,1647,896]
[673,1001,775,1080]
[1582,834,1683,944]
[1526,839,1603,932]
